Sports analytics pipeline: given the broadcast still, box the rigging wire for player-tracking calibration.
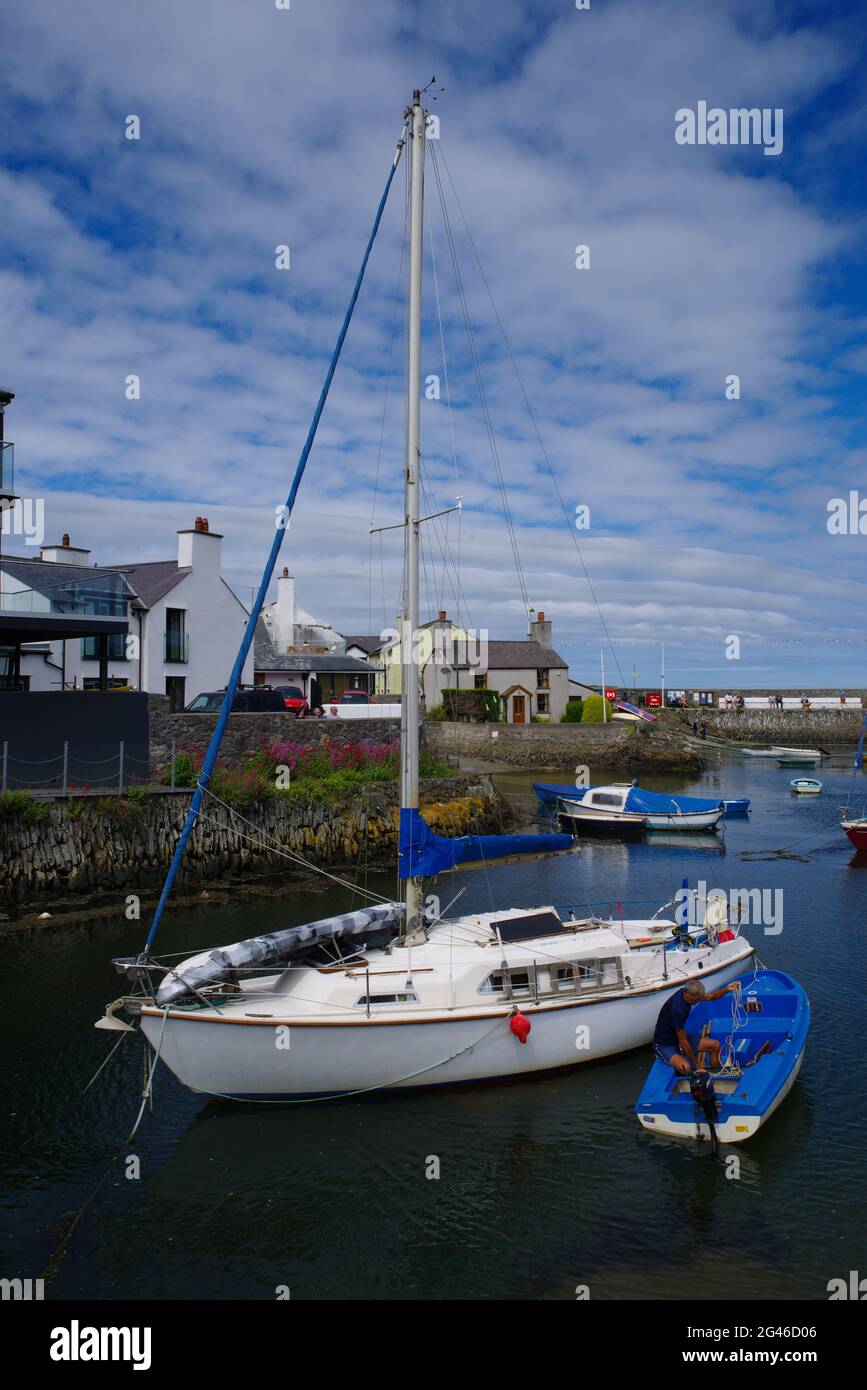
[434,140,628,688]
[428,139,533,626]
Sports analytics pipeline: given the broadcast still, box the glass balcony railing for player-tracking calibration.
[1,568,131,617]
[164,631,189,663]
[0,440,13,496]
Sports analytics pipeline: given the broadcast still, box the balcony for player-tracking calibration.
[0,440,13,499]
[164,630,189,663]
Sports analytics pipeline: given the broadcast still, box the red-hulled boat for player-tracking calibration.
[843,819,867,853]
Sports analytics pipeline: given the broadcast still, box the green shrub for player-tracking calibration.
[0,790,47,823]
[561,698,583,723]
[581,693,613,723]
[0,790,29,819]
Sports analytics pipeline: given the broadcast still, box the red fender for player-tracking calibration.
[510,1011,531,1044]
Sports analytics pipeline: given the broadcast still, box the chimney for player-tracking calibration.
[530,610,552,647]
[40,533,91,566]
[177,517,222,573]
[438,610,447,622]
[274,568,296,649]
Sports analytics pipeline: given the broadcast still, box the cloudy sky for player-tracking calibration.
[2,0,867,689]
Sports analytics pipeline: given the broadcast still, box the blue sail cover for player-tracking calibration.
[398,808,573,879]
[533,782,723,814]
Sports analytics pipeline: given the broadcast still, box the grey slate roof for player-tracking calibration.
[102,560,190,607]
[342,635,384,655]
[254,618,375,675]
[483,640,567,670]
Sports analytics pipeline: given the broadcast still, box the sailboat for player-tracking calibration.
[841,711,867,852]
[98,92,755,1099]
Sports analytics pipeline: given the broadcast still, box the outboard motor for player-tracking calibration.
[689,1069,719,1157]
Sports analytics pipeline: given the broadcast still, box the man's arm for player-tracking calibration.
[705,982,740,1002]
[677,1028,698,1066]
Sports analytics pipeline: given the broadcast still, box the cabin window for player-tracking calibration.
[480,967,533,997]
[354,991,418,1007]
[590,792,622,807]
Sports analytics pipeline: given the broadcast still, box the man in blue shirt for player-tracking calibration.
[652,979,739,1075]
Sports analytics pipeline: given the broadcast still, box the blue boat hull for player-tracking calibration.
[634,969,810,1144]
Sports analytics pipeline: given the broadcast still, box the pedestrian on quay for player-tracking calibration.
[700,719,708,740]
[840,690,847,708]
[692,719,699,737]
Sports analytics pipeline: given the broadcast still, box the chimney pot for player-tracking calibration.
[438,611,446,622]
[538,611,545,622]
[62,533,70,547]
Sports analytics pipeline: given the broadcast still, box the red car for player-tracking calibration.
[274,685,309,718]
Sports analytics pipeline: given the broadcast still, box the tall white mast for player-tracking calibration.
[401,90,426,938]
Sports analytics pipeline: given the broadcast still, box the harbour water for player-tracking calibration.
[3,752,864,1301]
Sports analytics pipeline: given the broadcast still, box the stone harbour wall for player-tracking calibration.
[424,720,702,771]
[147,694,400,773]
[680,708,863,743]
[0,776,508,906]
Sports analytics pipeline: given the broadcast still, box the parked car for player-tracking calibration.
[185,687,289,713]
[273,685,309,717]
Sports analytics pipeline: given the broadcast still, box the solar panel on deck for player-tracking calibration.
[492,911,565,943]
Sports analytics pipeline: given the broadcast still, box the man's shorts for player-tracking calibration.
[654,1042,683,1065]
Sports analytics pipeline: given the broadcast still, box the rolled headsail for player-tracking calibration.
[156,902,403,1006]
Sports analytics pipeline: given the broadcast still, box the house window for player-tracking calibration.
[164,609,188,663]
[474,673,486,689]
[537,668,549,689]
[537,692,550,714]
[81,634,127,661]
[165,676,186,711]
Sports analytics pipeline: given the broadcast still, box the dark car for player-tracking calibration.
[273,685,309,717]
[184,687,289,714]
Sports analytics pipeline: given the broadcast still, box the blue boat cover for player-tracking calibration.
[398,807,573,879]
[534,783,723,814]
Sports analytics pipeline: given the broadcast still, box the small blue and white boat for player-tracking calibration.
[550,783,725,833]
[535,781,749,821]
[790,777,822,795]
[634,969,810,1145]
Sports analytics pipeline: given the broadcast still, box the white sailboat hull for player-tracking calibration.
[140,941,753,1099]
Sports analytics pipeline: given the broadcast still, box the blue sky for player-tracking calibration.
[2,0,867,689]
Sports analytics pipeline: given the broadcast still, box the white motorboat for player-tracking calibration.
[99,91,754,1100]
[557,783,725,834]
[770,746,824,764]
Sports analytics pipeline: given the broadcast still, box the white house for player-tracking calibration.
[255,569,378,703]
[377,609,570,723]
[4,517,253,707]
[261,568,345,654]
